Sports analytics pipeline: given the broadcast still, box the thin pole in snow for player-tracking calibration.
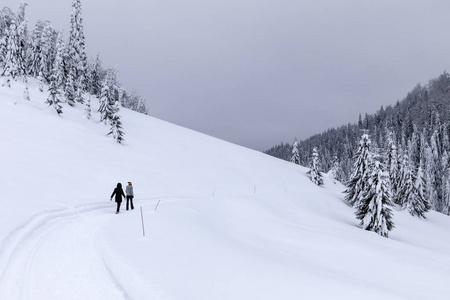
[254,185,256,195]
[212,190,215,198]
[140,206,145,237]
[154,199,160,211]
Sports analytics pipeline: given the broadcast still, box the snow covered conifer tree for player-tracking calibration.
[344,133,373,207]
[107,101,125,144]
[53,30,66,89]
[28,21,45,77]
[68,0,88,91]
[98,81,109,123]
[88,54,102,96]
[64,70,76,106]
[136,97,149,115]
[309,147,323,186]
[46,73,63,115]
[355,160,394,237]
[423,143,438,210]
[385,128,398,200]
[290,138,300,165]
[16,19,28,77]
[397,154,415,208]
[40,22,56,82]
[2,20,20,82]
[331,156,341,183]
[408,166,430,218]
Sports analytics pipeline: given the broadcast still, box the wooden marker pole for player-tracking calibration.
[140,206,145,237]
[154,199,160,211]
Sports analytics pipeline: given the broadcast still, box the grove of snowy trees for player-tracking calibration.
[266,71,450,217]
[0,2,149,143]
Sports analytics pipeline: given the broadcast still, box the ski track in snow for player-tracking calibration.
[0,202,131,299]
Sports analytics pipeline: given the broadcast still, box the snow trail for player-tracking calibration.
[0,203,130,299]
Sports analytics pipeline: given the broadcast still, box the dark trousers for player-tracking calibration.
[116,201,121,213]
[126,196,134,210]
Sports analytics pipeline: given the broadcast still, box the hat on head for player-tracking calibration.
[128,182,132,185]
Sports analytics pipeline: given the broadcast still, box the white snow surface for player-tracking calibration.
[1,79,450,299]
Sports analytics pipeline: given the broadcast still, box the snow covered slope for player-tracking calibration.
[1,79,450,299]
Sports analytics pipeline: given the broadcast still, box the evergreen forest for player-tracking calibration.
[265,71,450,215]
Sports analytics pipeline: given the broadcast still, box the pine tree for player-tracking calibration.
[46,73,63,115]
[28,21,45,77]
[136,97,149,115]
[16,19,28,77]
[2,20,20,81]
[331,156,341,183]
[385,128,398,199]
[65,70,76,106]
[40,22,56,82]
[68,0,88,91]
[290,138,300,165]
[107,101,125,143]
[397,154,415,208]
[408,166,430,218]
[423,143,438,210]
[88,54,102,96]
[310,147,323,186]
[344,133,373,207]
[355,160,394,237]
[98,79,115,124]
[52,30,66,89]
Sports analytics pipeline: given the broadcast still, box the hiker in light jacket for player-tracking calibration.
[111,183,126,214]
[126,182,134,210]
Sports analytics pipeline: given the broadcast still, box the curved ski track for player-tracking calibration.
[0,203,132,299]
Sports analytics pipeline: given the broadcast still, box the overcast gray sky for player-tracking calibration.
[5,0,450,150]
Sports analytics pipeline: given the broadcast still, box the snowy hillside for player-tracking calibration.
[1,79,450,299]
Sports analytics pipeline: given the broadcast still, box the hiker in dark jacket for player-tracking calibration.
[110,183,126,214]
[126,182,134,210]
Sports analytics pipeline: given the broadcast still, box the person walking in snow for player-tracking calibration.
[110,183,126,214]
[126,182,134,210]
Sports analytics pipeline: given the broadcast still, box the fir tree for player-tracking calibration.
[310,147,323,186]
[46,73,63,115]
[40,22,56,81]
[68,0,88,91]
[107,101,125,143]
[385,128,398,201]
[408,166,430,218]
[28,20,45,77]
[344,133,373,207]
[2,20,20,80]
[88,54,102,96]
[65,70,76,106]
[16,19,28,77]
[98,79,115,124]
[98,81,109,123]
[290,138,300,165]
[355,160,394,237]
[331,156,341,183]
[397,154,415,208]
[52,30,66,89]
